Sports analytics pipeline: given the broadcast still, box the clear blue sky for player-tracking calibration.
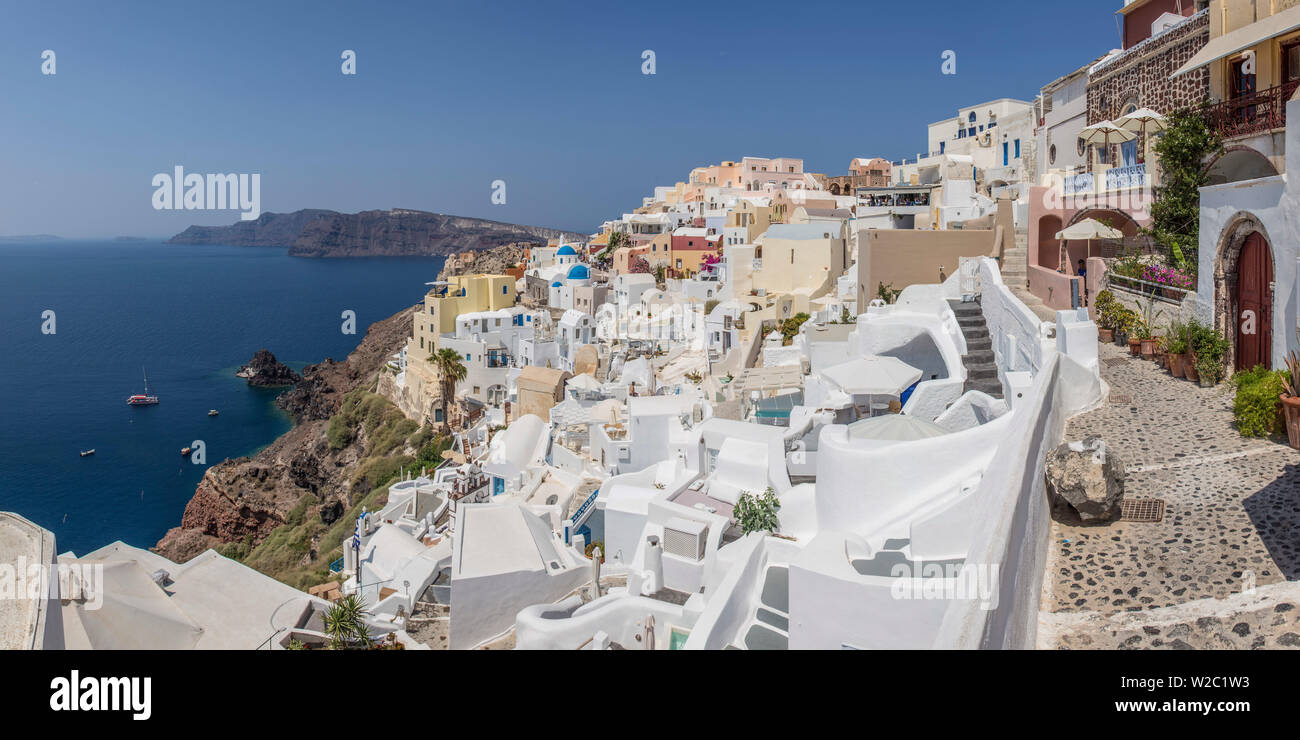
[0,0,1125,238]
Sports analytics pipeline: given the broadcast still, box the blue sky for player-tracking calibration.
[0,0,1124,238]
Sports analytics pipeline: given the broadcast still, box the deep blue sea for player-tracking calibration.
[0,240,443,556]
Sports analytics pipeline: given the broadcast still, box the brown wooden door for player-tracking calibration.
[1236,232,1273,371]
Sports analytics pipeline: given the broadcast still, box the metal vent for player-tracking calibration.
[663,518,708,561]
[1121,498,1165,523]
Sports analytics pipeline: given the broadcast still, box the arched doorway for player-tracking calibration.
[1214,214,1277,372]
[1235,232,1273,371]
[1205,147,1279,186]
[1037,215,1063,270]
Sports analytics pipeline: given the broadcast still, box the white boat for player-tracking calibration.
[127,367,159,406]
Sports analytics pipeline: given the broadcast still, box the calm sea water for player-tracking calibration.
[0,240,443,556]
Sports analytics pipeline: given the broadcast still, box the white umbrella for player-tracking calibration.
[566,373,602,392]
[1056,217,1124,268]
[1114,108,1167,184]
[821,356,923,397]
[1079,120,1136,174]
[847,413,949,442]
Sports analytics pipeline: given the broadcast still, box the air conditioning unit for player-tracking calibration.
[663,517,708,561]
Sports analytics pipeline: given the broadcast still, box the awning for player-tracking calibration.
[1171,5,1300,79]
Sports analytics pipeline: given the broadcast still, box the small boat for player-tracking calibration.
[208,409,219,417]
[127,367,159,406]
[181,447,193,456]
[80,449,95,457]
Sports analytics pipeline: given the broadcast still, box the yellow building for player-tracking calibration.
[412,273,516,355]
[1175,0,1300,178]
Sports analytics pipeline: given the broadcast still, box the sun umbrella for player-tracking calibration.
[1079,120,1136,176]
[1056,217,1124,268]
[847,413,949,442]
[821,356,923,397]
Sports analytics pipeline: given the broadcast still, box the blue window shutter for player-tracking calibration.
[1014,139,1021,159]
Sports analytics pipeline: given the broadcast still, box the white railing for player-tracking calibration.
[1104,163,1146,191]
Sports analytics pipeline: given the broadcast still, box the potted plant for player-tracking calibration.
[1095,290,1115,342]
[1165,320,1187,377]
[1128,317,1144,357]
[1136,289,1165,360]
[1193,330,1230,387]
[1280,349,1300,449]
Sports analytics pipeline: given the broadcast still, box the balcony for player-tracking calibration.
[1103,163,1147,191]
[1205,80,1300,140]
[1063,172,1094,195]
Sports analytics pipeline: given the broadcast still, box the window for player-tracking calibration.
[465,353,471,361]
[1049,144,1057,164]
[473,386,480,394]
[1077,137,1086,156]
[502,285,508,294]
[1285,41,1300,84]
[1014,139,1020,159]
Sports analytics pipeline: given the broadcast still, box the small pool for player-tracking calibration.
[669,626,690,650]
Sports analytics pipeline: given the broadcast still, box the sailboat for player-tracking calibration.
[126,367,160,406]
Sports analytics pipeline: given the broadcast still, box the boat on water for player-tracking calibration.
[208,409,219,416]
[181,446,193,456]
[127,367,159,406]
[80,449,95,457]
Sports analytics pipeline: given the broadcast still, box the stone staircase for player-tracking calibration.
[1000,230,1056,322]
[948,299,1004,399]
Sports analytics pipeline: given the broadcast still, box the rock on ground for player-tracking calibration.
[1045,436,1125,524]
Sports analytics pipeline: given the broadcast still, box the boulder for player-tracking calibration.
[1045,436,1125,524]
[236,349,302,387]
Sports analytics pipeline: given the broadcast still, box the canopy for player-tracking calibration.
[847,413,949,442]
[566,373,602,392]
[821,356,922,396]
[1171,5,1300,79]
[1114,108,1168,135]
[1078,120,1136,146]
[63,560,203,650]
[1056,218,1123,241]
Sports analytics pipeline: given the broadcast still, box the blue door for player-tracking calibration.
[493,477,504,496]
[1002,142,1009,166]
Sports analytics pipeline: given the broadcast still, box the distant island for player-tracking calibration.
[168,208,587,258]
[0,234,62,242]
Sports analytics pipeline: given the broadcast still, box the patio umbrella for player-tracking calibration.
[821,356,923,397]
[1079,120,1137,178]
[847,413,949,442]
[566,373,602,393]
[1056,218,1124,269]
[1114,108,1168,158]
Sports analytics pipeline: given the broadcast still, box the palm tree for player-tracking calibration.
[429,347,468,432]
[323,594,374,650]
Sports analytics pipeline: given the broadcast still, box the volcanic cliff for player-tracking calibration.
[153,305,417,564]
[169,208,585,258]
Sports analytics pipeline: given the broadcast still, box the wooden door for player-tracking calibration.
[1235,232,1273,371]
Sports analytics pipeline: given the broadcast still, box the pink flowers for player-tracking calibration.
[1140,264,1194,290]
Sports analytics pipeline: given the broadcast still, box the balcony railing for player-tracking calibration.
[1205,80,1300,140]
[1104,163,1147,191]
[1063,172,1094,195]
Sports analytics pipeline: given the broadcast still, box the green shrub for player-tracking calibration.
[734,487,781,535]
[1232,366,1286,437]
[327,414,353,450]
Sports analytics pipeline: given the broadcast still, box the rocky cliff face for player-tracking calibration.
[236,349,302,387]
[153,305,417,563]
[169,208,584,258]
[168,210,337,247]
[436,242,529,283]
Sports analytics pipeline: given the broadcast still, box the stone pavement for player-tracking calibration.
[1039,341,1300,649]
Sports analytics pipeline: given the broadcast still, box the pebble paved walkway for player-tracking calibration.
[1040,341,1300,649]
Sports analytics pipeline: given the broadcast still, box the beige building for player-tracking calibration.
[514,366,570,422]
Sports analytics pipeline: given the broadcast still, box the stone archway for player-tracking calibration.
[1213,212,1277,370]
[1205,146,1279,186]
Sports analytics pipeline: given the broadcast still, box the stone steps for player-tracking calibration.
[947,299,1004,399]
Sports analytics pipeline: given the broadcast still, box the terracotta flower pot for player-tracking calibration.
[1184,353,1199,382]
[1169,353,1185,377]
[1098,328,1114,342]
[1128,337,1142,356]
[1282,395,1300,450]
[1140,338,1158,359]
